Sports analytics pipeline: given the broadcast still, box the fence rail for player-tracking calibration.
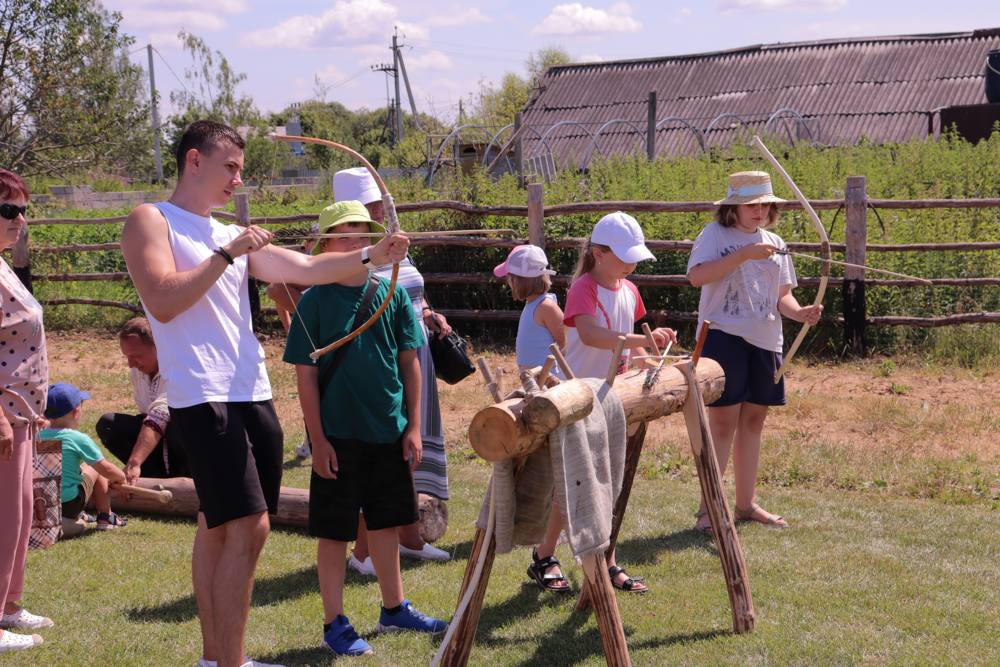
[15,182,1000,352]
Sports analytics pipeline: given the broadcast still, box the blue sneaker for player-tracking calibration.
[323,615,373,656]
[375,600,448,635]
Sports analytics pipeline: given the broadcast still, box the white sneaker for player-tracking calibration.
[294,441,311,459]
[0,608,54,630]
[0,630,42,652]
[399,542,451,562]
[347,554,376,576]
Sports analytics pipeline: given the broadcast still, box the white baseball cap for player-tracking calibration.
[591,211,655,263]
[493,244,556,278]
[333,167,380,205]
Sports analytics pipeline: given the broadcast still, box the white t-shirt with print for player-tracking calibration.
[687,222,796,352]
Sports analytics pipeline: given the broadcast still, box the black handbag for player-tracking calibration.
[429,330,475,385]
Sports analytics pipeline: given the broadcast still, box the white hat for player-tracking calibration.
[493,244,556,278]
[591,212,655,263]
[333,167,380,205]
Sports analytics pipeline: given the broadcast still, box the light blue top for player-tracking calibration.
[516,293,558,368]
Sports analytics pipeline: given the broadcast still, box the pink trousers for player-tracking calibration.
[0,425,32,607]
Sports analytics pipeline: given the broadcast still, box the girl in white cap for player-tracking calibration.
[687,171,823,534]
[494,245,572,593]
[563,212,677,593]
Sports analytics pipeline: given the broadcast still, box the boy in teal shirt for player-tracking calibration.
[40,383,127,535]
[283,200,447,657]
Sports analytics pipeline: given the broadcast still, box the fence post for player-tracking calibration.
[514,112,524,185]
[527,183,545,248]
[843,176,867,355]
[12,222,31,293]
[234,192,261,332]
[646,91,657,160]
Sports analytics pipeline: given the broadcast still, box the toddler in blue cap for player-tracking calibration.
[39,383,128,535]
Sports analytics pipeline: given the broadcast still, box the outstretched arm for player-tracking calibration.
[248,233,410,285]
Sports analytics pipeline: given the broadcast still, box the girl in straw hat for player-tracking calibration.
[686,171,822,533]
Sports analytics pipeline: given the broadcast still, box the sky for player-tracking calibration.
[104,0,998,124]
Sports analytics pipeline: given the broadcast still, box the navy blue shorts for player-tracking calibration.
[702,328,786,407]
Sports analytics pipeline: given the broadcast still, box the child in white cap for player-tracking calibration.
[686,171,822,534]
[562,211,677,593]
[494,245,572,593]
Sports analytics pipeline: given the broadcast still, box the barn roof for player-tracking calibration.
[520,28,1000,165]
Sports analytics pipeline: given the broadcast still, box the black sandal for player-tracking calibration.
[527,549,572,593]
[608,565,647,594]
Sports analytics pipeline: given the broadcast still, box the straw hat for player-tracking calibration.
[714,171,785,206]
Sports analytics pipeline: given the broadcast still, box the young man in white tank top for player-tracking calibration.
[121,120,409,667]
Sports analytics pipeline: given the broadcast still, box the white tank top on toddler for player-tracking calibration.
[140,202,272,408]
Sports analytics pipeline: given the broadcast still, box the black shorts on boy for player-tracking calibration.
[169,400,284,529]
[308,436,419,542]
[702,328,786,407]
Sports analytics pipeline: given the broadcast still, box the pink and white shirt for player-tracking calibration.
[562,273,646,379]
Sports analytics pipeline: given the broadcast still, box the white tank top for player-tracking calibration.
[140,202,272,408]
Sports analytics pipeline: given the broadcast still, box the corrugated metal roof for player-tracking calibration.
[520,28,1000,163]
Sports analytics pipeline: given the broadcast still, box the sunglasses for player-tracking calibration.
[0,203,27,220]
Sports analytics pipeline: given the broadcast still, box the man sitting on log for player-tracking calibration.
[97,317,190,485]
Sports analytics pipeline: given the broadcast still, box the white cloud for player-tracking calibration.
[243,0,400,48]
[405,49,454,71]
[532,2,642,36]
[718,0,846,12]
[579,53,605,62]
[104,0,248,33]
[423,8,492,27]
[679,7,693,17]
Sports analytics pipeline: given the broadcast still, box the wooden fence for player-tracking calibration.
[13,178,1000,353]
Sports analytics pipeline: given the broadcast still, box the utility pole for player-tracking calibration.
[146,44,163,183]
[371,58,397,147]
[392,29,403,144]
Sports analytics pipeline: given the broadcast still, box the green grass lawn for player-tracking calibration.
[14,335,1000,666]
[16,456,1000,666]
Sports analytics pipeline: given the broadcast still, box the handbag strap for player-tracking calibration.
[318,274,382,397]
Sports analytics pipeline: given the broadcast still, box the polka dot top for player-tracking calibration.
[0,258,48,425]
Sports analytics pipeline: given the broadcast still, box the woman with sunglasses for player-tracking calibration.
[0,169,52,653]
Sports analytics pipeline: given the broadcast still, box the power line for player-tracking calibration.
[152,46,202,105]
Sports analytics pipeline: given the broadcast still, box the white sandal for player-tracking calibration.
[0,629,43,652]
[0,607,54,629]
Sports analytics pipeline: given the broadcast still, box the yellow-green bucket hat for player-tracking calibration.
[312,200,381,254]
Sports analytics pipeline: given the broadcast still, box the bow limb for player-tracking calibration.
[752,136,830,383]
[269,133,401,362]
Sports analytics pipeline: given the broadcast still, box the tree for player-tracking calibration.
[0,0,151,177]
[466,47,571,128]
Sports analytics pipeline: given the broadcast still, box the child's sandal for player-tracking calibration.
[734,503,788,529]
[608,565,647,594]
[527,549,571,593]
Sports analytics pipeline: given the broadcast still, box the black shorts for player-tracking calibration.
[702,328,786,407]
[169,400,284,529]
[308,437,419,542]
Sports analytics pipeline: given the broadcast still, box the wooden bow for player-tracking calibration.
[752,136,830,383]
[269,133,400,362]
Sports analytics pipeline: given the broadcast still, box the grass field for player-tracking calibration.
[12,333,1000,666]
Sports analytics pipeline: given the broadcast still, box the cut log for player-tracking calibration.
[468,379,595,462]
[110,478,448,543]
[467,359,725,463]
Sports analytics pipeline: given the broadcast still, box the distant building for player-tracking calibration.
[520,27,1000,167]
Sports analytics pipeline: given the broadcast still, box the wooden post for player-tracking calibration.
[513,112,524,185]
[11,221,31,293]
[234,192,261,332]
[646,91,657,161]
[843,176,868,355]
[438,525,497,666]
[581,553,633,667]
[527,182,545,248]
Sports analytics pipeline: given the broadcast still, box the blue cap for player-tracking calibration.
[44,382,91,419]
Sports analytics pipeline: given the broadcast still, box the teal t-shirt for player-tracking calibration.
[282,276,425,443]
[40,427,104,503]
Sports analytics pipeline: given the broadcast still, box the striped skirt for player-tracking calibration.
[413,328,449,500]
